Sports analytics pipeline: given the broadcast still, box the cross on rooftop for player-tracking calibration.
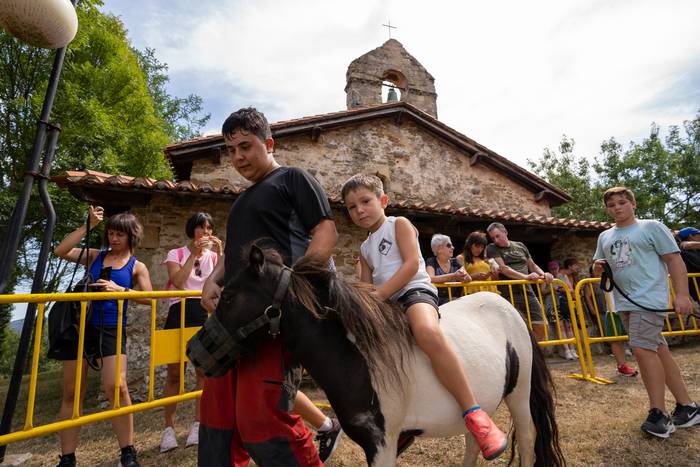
[382,20,397,39]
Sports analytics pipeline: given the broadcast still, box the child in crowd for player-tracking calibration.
[541,261,577,360]
[341,174,507,460]
[583,265,637,377]
[593,186,699,437]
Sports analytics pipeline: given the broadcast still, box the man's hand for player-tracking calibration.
[674,294,693,316]
[543,272,554,283]
[526,272,540,281]
[592,260,607,277]
[201,279,221,313]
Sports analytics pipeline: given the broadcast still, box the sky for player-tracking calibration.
[99,0,700,168]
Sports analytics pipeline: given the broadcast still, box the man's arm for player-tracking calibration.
[201,257,225,313]
[493,257,529,280]
[662,252,692,315]
[304,218,338,263]
[526,257,552,283]
[680,240,700,251]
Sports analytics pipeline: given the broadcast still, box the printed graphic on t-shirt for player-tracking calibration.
[378,238,393,256]
[609,237,632,268]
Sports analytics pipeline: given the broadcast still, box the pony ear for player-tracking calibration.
[249,245,265,275]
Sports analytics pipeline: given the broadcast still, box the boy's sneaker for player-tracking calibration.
[464,408,508,460]
[186,421,200,447]
[119,445,141,467]
[641,408,675,438]
[671,402,700,428]
[56,454,76,467]
[617,363,638,377]
[160,426,178,453]
[316,418,343,463]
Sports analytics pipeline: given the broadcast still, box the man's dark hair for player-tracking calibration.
[563,258,578,268]
[185,212,214,239]
[221,107,271,143]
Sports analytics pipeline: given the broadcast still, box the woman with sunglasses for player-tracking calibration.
[160,212,223,453]
[426,234,469,305]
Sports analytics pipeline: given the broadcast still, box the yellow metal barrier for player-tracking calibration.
[434,279,591,382]
[0,290,201,446]
[573,273,700,385]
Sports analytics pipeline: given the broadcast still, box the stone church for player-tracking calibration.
[55,39,609,396]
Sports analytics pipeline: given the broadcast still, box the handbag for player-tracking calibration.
[47,273,93,359]
[47,213,94,360]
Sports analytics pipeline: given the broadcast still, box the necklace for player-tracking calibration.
[437,258,451,273]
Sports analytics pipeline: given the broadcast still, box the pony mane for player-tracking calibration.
[288,253,413,389]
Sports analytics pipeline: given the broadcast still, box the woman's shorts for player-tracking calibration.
[52,324,127,362]
[164,299,209,329]
[397,288,440,317]
[603,312,627,337]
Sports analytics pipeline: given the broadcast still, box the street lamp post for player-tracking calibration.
[0,0,78,460]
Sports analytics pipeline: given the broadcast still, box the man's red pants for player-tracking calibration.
[198,338,322,467]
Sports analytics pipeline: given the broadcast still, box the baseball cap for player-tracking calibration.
[679,227,700,240]
[547,260,559,270]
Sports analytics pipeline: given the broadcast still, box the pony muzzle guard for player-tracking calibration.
[186,266,292,377]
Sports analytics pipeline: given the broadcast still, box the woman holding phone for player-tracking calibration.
[53,206,152,467]
[159,212,222,452]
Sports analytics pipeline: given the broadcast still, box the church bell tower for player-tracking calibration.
[345,39,438,118]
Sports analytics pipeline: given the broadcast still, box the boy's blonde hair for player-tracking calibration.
[341,174,384,200]
[603,186,636,205]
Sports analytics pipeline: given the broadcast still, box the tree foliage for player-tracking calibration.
[0,0,209,342]
[529,112,700,228]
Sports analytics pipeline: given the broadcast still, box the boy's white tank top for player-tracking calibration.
[360,216,437,301]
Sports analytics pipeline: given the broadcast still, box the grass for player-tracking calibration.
[3,342,699,466]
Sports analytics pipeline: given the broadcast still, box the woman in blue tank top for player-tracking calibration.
[53,206,152,467]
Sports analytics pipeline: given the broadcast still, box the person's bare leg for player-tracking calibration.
[610,342,627,366]
[58,359,88,454]
[293,390,326,429]
[656,345,692,405]
[163,363,180,428]
[406,303,477,409]
[633,347,667,411]
[100,355,133,448]
[532,324,546,343]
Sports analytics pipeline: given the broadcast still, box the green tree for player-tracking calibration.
[0,1,209,346]
[595,114,700,228]
[530,112,700,228]
[527,136,606,220]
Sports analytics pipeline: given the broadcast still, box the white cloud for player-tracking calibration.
[104,0,700,166]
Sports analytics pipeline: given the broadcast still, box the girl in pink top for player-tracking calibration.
[160,213,223,452]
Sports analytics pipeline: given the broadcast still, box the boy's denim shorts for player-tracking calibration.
[397,287,440,318]
[620,311,667,351]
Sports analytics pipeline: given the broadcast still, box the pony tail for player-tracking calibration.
[528,334,566,467]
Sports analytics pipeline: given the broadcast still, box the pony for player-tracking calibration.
[187,245,566,466]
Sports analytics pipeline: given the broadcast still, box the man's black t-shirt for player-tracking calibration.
[223,166,333,281]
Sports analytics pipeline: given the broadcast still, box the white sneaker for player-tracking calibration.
[624,348,633,357]
[160,426,178,453]
[570,349,579,359]
[186,422,199,447]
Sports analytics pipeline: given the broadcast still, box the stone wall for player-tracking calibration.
[190,119,552,216]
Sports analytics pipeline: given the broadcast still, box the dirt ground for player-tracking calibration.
[4,342,700,466]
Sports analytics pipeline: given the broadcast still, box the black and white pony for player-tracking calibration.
[188,246,565,467]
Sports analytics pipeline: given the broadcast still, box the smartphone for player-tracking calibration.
[98,266,112,281]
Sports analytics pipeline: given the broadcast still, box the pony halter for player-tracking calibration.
[186,266,292,377]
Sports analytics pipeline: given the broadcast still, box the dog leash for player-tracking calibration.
[600,262,699,318]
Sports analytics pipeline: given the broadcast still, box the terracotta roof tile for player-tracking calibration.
[53,170,611,231]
